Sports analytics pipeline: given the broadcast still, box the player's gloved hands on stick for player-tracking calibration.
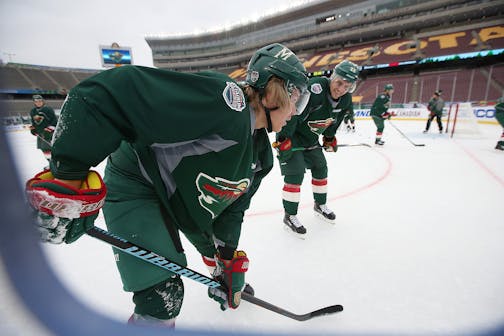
[25,170,106,244]
[44,126,55,133]
[323,136,338,152]
[381,112,392,119]
[208,249,249,311]
[272,136,293,162]
[29,125,37,135]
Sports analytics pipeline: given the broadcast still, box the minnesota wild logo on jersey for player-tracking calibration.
[196,173,250,219]
[307,118,334,135]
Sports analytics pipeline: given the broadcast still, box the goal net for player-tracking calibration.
[445,102,482,138]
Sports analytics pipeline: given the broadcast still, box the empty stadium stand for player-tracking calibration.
[0,64,98,118]
[1,0,503,121]
[0,63,98,93]
[353,65,503,106]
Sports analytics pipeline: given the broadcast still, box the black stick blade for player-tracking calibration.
[241,292,343,322]
[308,304,344,320]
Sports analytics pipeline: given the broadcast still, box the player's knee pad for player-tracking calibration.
[311,166,328,179]
[132,275,184,320]
[284,174,304,185]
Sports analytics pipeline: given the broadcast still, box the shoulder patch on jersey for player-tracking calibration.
[222,82,246,112]
[310,83,323,95]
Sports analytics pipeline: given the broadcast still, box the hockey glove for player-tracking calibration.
[26,169,106,244]
[381,112,392,119]
[44,126,55,133]
[272,137,293,162]
[202,255,217,275]
[208,250,249,310]
[29,125,37,135]
[323,136,338,152]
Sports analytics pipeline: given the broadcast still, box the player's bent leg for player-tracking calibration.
[129,275,184,328]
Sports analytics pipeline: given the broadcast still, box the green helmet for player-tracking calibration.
[331,60,360,93]
[384,84,394,91]
[246,43,310,114]
[32,94,44,101]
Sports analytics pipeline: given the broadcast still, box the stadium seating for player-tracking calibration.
[1,0,502,120]
[354,66,502,105]
[0,64,99,92]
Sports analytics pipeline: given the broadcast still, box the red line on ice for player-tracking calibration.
[246,149,393,217]
[454,140,504,188]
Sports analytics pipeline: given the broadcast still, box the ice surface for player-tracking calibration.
[5,119,504,335]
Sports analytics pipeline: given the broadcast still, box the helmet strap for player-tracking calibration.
[258,89,275,133]
[263,106,274,132]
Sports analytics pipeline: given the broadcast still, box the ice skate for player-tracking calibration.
[314,202,336,224]
[283,213,307,238]
[495,141,504,151]
[375,139,385,146]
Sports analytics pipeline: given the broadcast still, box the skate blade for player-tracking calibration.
[283,224,307,240]
[314,212,336,225]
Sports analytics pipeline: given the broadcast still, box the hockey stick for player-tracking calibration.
[387,120,425,147]
[86,226,343,321]
[292,143,371,151]
[241,292,343,321]
[34,132,53,147]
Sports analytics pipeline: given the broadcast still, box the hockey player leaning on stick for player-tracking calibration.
[25,43,310,328]
[273,60,360,236]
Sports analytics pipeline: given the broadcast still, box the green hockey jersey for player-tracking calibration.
[277,76,353,147]
[51,65,273,255]
[370,93,391,117]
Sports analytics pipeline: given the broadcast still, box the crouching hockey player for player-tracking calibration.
[273,60,360,237]
[25,43,309,328]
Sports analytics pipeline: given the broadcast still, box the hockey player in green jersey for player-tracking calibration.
[28,94,58,166]
[495,97,504,150]
[25,43,309,327]
[273,60,359,236]
[423,89,445,134]
[370,84,394,145]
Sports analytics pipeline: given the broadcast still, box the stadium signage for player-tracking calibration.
[474,107,496,119]
[229,25,503,79]
[303,25,504,71]
[354,107,496,120]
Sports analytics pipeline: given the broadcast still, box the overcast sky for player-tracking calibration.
[0,0,315,69]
